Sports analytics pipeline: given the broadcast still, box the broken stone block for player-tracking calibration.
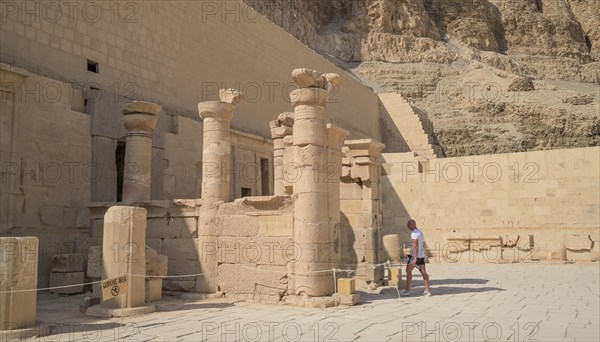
[1,237,38,330]
[219,88,243,104]
[51,254,83,273]
[86,246,102,279]
[382,234,401,262]
[337,278,355,295]
[292,68,325,88]
[389,267,402,285]
[49,272,84,294]
[145,278,162,302]
[333,293,360,306]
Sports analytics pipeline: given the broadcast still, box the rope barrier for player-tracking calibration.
[1,261,408,294]
[0,272,213,294]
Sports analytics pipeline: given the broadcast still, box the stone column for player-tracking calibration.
[198,89,243,202]
[291,68,340,296]
[326,124,349,270]
[122,101,162,203]
[0,237,38,331]
[196,89,242,293]
[86,206,154,317]
[270,112,294,196]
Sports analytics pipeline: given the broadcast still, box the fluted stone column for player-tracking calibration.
[122,101,162,203]
[326,124,350,270]
[196,89,242,293]
[291,69,340,296]
[270,112,294,196]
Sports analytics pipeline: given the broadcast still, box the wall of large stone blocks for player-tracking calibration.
[0,64,92,286]
[215,196,293,299]
[0,0,381,141]
[381,147,600,261]
[89,196,293,297]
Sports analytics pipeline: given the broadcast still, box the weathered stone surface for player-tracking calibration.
[508,77,535,92]
[382,234,400,262]
[389,267,402,285]
[51,254,84,273]
[1,237,38,330]
[219,89,243,105]
[292,68,325,88]
[86,246,102,279]
[333,293,360,306]
[100,206,147,309]
[217,264,288,295]
[49,272,84,294]
[145,278,162,302]
[337,278,355,295]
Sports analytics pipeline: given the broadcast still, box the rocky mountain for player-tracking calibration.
[246,0,600,156]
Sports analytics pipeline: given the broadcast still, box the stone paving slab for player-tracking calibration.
[9,263,600,342]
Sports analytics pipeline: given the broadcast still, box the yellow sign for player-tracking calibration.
[101,274,129,301]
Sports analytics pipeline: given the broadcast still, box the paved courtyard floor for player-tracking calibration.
[14,263,600,341]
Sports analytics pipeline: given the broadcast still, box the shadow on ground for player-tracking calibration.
[358,277,503,303]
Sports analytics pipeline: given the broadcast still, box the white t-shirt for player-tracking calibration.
[411,228,426,258]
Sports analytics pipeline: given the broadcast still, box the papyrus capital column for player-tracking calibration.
[198,89,243,203]
[270,112,294,196]
[291,68,340,296]
[122,101,161,203]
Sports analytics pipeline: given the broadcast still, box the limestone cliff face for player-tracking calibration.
[247,0,596,62]
[246,0,600,156]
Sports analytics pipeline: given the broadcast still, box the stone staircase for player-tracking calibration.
[378,92,442,158]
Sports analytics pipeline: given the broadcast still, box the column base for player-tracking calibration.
[85,303,155,318]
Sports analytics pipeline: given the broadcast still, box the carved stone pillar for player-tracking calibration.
[122,101,162,203]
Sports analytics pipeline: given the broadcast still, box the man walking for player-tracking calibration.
[400,219,431,296]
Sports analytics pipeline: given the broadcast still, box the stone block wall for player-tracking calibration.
[0,1,381,140]
[381,147,600,262]
[0,64,91,287]
[89,196,294,296]
[215,196,294,299]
